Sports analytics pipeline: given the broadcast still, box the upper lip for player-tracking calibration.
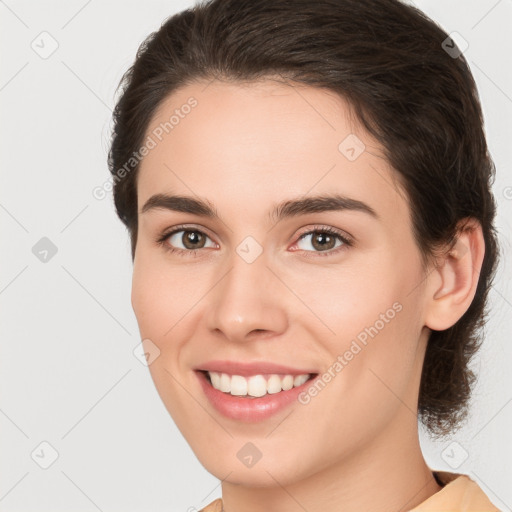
[196,360,318,377]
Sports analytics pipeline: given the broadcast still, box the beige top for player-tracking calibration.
[198,471,501,511]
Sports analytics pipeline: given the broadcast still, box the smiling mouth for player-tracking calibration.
[200,370,318,398]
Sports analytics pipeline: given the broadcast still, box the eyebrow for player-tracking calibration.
[140,192,378,223]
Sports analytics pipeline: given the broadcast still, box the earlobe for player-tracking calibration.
[424,218,485,331]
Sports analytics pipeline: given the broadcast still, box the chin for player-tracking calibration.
[196,446,314,488]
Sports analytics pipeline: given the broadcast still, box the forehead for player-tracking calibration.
[137,79,407,224]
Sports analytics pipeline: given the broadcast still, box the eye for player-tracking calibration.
[291,226,352,257]
[156,225,217,256]
[156,224,353,258]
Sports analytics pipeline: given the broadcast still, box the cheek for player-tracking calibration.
[131,251,193,338]
[280,256,408,344]
[130,253,213,380]
[321,249,424,349]
[131,258,201,427]
[293,252,424,410]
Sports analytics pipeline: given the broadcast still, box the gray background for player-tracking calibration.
[1,0,511,510]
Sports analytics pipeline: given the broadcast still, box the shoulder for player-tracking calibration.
[198,497,223,512]
[411,471,502,511]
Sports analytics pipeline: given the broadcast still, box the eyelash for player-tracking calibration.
[156,224,353,258]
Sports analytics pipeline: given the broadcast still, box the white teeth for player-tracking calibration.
[282,375,294,391]
[206,371,312,397]
[230,375,247,396]
[219,372,231,393]
[294,374,309,387]
[247,375,267,397]
[267,374,282,394]
[210,371,221,389]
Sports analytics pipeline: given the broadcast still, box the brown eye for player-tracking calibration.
[297,230,345,253]
[158,226,217,255]
[292,226,353,258]
[310,232,338,251]
[180,230,207,250]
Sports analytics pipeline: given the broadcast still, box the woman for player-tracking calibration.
[107,0,501,510]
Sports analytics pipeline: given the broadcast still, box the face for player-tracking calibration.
[132,79,432,486]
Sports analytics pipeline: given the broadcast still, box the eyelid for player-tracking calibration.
[294,224,353,244]
[158,223,214,238]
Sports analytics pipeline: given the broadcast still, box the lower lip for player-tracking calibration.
[196,371,317,422]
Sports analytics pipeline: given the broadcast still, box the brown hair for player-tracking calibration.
[108,0,499,438]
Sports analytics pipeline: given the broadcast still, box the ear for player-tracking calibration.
[424,218,485,331]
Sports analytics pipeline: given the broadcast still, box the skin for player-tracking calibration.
[131,79,485,512]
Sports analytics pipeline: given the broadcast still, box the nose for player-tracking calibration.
[205,247,288,343]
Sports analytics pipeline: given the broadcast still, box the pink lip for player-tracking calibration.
[195,360,317,377]
[195,369,318,423]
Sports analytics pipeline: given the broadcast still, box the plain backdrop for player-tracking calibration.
[1,1,511,511]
